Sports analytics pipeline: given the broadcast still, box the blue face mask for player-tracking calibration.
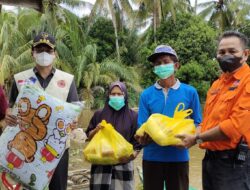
[109,96,125,111]
[153,63,175,79]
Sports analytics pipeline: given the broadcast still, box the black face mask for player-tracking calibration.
[217,54,243,73]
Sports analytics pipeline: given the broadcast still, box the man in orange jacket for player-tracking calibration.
[177,31,250,190]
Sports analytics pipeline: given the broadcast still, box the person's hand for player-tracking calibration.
[119,151,140,164]
[175,134,196,149]
[4,108,18,127]
[70,119,78,131]
[88,124,103,141]
[134,133,152,145]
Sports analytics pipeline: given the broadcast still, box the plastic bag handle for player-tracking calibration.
[175,103,185,112]
[174,103,193,118]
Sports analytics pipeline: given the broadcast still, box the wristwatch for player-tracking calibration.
[195,134,203,144]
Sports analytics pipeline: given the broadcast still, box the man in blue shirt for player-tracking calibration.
[136,45,202,190]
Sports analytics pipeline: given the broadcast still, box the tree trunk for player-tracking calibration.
[0,0,43,12]
[156,0,162,27]
[195,0,198,15]
[108,0,120,60]
[153,0,157,43]
[114,27,120,60]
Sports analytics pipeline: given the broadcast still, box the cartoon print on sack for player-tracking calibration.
[28,174,36,186]
[6,97,52,170]
[37,95,46,104]
[55,105,64,112]
[41,119,72,163]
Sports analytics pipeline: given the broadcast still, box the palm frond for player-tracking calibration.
[0,55,19,83]
[75,55,87,87]
[199,5,215,18]
[16,49,33,65]
[197,1,216,9]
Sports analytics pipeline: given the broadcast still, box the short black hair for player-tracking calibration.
[218,31,249,49]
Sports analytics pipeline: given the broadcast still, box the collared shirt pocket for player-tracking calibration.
[220,91,237,116]
[239,83,250,111]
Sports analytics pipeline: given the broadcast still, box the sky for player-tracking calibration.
[71,0,210,16]
[1,0,212,36]
[3,0,210,16]
[75,0,209,7]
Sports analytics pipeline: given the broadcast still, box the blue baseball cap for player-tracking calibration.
[147,45,178,62]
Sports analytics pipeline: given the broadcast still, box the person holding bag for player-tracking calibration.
[86,81,141,190]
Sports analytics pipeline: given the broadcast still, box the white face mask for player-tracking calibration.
[34,52,55,67]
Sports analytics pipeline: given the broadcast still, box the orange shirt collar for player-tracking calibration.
[220,63,249,81]
[233,63,249,80]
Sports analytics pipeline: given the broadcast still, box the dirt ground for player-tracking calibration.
[69,139,204,190]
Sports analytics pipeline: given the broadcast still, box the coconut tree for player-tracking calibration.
[198,0,250,31]
[87,0,134,61]
[0,0,92,12]
[0,0,43,11]
[132,0,192,42]
[0,4,142,107]
[0,11,34,90]
[58,41,141,108]
[0,7,85,88]
[194,0,198,14]
[27,8,140,107]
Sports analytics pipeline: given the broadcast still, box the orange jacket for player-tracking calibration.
[200,64,250,150]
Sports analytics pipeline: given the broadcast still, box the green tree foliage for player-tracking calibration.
[198,0,250,31]
[176,60,220,100]
[0,11,36,90]
[0,9,142,108]
[88,17,116,62]
[155,14,217,62]
[0,0,249,106]
[119,29,143,66]
[132,0,193,42]
[87,17,144,67]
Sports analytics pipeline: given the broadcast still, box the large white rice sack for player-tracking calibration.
[0,85,81,190]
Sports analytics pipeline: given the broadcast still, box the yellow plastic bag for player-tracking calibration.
[136,103,196,146]
[83,120,134,165]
